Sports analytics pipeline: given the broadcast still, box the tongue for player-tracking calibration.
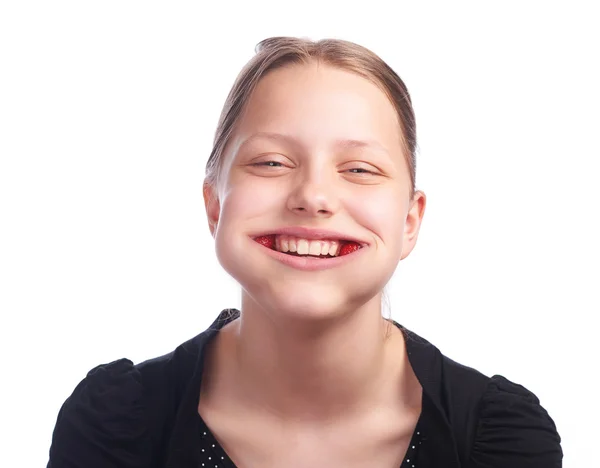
[254,235,361,257]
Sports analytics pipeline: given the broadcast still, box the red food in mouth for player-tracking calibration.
[253,234,362,257]
[338,242,361,256]
[254,235,276,250]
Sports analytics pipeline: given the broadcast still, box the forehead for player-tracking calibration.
[233,63,404,154]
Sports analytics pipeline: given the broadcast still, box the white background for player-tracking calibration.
[1,1,598,466]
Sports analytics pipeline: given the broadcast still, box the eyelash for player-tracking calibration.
[251,161,377,175]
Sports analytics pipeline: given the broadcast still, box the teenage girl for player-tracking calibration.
[47,36,562,467]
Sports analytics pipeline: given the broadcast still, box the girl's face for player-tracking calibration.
[204,63,425,321]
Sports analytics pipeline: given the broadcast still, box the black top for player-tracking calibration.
[47,309,563,467]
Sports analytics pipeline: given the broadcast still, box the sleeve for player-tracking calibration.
[47,358,152,468]
[468,375,563,467]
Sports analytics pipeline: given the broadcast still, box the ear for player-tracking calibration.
[203,180,220,238]
[400,190,426,260]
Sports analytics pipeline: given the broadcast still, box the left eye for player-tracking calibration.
[347,168,375,174]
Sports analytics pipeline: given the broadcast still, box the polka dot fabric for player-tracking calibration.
[402,429,423,467]
[197,420,236,468]
[196,412,424,467]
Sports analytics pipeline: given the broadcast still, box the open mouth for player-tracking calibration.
[253,234,363,259]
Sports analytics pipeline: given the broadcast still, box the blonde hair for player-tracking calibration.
[204,36,418,199]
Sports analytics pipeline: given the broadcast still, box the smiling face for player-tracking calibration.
[204,62,425,322]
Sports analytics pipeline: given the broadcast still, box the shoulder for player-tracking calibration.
[466,374,563,467]
[47,310,236,467]
[47,342,202,467]
[48,358,154,468]
[438,356,563,466]
[400,327,563,466]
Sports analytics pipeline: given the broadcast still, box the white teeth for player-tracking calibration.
[273,235,347,257]
[309,242,322,256]
[328,241,339,256]
[297,239,309,255]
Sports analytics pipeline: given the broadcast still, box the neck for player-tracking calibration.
[221,294,407,425]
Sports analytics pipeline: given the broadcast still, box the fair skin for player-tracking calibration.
[202,62,426,467]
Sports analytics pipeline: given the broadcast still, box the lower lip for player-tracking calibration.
[252,241,366,271]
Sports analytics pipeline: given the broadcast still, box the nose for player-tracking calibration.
[286,168,341,218]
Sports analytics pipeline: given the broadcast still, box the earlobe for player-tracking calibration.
[203,181,220,237]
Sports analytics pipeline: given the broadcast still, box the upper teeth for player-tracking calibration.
[275,235,341,256]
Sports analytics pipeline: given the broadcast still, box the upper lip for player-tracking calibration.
[252,226,369,246]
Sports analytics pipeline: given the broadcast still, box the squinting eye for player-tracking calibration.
[347,168,376,175]
[252,161,285,167]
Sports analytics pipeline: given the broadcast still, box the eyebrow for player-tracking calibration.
[237,132,390,156]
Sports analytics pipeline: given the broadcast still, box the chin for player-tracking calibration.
[268,290,348,322]
[247,277,373,327]
[215,236,387,322]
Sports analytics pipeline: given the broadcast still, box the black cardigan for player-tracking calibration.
[47,309,563,467]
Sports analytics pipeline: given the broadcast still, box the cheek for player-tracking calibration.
[350,190,405,244]
[214,181,284,263]
[221,180,282,220]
